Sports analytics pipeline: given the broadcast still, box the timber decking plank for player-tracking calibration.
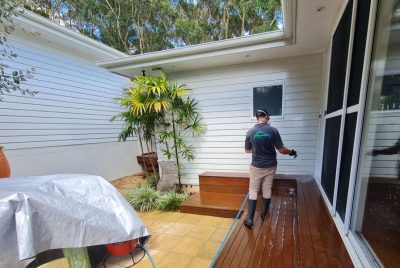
[296,180,317,267]
[248,195,282,267]
[261,196,283,267]
[238,195,278,268]
[310,181,353,268]
[282,195,295,268]
[200,174,353,268]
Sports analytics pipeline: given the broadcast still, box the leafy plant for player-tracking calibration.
[0,0,36,100]
[115,73,206,190]
[146,173,159,189]
[157,191,188,211]
[124,185,161,212]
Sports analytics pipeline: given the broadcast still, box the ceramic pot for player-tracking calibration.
[0,146,10,178]
[106,239,138,256]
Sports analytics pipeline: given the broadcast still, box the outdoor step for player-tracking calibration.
[180,192,247,218]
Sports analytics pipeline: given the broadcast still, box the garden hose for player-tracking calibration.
[209,192,249,268]
[138,243,156,268]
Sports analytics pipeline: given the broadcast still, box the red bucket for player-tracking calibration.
[106,239,138,256]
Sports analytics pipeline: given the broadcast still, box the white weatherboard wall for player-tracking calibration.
[165,53,323,184]
[1,36,140,181]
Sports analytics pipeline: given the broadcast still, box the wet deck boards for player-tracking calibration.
[212,176,354,268]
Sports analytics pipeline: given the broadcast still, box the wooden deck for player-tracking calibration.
[213,176,354,268]
[180,172,297,218]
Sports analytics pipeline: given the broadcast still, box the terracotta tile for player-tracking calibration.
[158,212,185,222]
[189,257,212,268]
[147,220,174,233]
[177,213,205,225]
[142,217,157,226]
[147,233,181,251]
[156,252,194,268]
[138,210,164,220]
[209,227,231,243]
[171,237,206,256]
[187,225,216,240]
[133,249,168,268]
[197,241,221,260]
[164,222,194,236]
[197,215,223,227]
[218,217,235,228]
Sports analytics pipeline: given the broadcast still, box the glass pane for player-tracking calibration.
[351,1,400,266]
[321,116,342,204]
[327,0,353,114]
[347,0,371,107]
[337,112,357,220]
[253,85,283,116]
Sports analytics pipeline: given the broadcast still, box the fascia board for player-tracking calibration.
[14,9,127,59]
[97,30,287,69]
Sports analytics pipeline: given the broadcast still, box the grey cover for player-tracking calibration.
[0,174,150,268]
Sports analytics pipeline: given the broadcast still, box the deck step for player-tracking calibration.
[180,192,247,218]
[181,171,297,218]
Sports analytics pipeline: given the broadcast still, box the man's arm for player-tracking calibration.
[245,149,252,153]
[278,147,297,158]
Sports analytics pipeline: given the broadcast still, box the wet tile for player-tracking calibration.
[164,222,194,236]
[171,237,206,256]
[156,252,194,268]
[187,225,216,240]
[147,233,181,251]
[197,241,221,260]
[189,257,212,268]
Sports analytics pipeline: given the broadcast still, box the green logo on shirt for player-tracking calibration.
[254,131,272,139]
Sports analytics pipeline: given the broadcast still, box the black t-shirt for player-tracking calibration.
[245,123,284,168]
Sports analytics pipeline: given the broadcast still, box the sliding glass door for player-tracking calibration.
[350,0,400,266]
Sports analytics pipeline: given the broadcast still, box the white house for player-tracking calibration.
[1,10,141,180]
[98,0,400,267]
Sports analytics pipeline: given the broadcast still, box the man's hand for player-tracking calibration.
[289,149,297,158]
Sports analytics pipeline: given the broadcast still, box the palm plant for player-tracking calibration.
[118,73,205,190]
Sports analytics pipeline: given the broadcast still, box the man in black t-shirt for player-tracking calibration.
[244,109,297,229]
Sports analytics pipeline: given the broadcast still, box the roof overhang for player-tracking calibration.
[9,9,127,62]
[97,0,346,78]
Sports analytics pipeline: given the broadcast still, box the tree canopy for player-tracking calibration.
[26,0,282,54]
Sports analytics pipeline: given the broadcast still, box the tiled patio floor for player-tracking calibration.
[103,211,234,268]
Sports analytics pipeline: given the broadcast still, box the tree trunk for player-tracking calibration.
[171,110,182,191]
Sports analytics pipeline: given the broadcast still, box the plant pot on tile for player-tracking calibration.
[0,146,11,178]
[105,239,138,256]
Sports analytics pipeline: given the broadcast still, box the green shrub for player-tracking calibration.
[146,173,159,188]
[157,191,188,211]
[124,185,161,212]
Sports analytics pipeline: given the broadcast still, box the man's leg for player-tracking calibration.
[245,166,262,228]
[260,166,277,220]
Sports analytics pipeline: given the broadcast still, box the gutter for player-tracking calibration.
[97,30,287,69]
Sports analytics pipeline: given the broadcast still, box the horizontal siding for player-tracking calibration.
[164,53,324,182]
[0,36,129,151]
